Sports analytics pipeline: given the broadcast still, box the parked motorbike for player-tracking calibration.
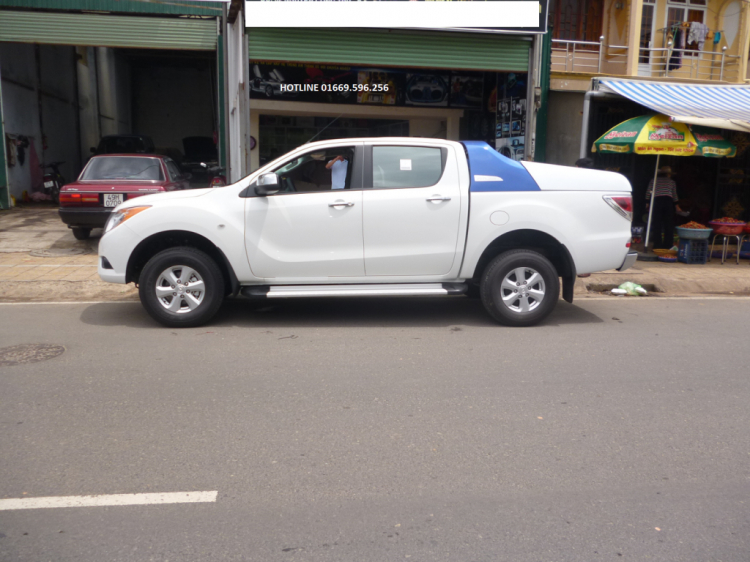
[201,162,227,187]
[41,161,65,204]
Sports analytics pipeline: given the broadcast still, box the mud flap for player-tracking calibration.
[560,244,576,304]
[562,275,575,304]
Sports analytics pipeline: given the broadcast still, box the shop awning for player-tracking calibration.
[597,79,750,133]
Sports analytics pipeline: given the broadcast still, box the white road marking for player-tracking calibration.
[0,491,218,510]
[579,295,750,301]
[0,301,137,305]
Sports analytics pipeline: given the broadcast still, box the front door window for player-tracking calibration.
[273,147,358,193]
[244,144,365,280]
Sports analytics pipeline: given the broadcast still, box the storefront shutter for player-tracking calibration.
[0,11,217,51]
[248,28,530,72]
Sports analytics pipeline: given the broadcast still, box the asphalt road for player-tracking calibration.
[1,296,749,561]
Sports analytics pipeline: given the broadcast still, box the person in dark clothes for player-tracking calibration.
[646,166,682,250]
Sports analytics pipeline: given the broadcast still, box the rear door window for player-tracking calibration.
[81,157,164,181]
[165,160,182,181]
[371,146,444,189]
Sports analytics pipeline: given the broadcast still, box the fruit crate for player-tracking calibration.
[677,238,708,264]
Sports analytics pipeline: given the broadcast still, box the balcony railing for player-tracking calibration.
[638,46,741,82]
[551,38,741,82]
[551,37,628,74]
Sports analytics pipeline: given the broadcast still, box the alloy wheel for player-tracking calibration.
[499,266,546,314]
[155,265,206,314]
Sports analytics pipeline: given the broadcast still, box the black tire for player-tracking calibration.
[138,247,225,328]
[480,249,560,327]
[71,227,91,240]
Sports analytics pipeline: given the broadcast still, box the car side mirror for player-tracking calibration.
[255,173,280,196]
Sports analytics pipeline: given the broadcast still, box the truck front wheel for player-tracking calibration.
[480,249,559,327]
[138,247,225,328]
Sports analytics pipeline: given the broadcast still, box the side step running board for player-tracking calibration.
[241,283,467,298]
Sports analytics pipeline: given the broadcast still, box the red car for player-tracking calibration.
[59,154,190,240]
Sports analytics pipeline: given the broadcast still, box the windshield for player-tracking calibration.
[81,157,164,181]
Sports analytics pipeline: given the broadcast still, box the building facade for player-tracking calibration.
[242,25,547,175]
[544,0,750,222]
[0,0,229,209]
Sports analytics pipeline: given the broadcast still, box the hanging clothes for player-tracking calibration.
[669,28,684,70]
[678,25,687,50]
[688,22,709,51]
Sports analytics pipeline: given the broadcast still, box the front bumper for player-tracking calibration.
[59,207,112,228]
[97,223,141,284]
[617,252,638,272]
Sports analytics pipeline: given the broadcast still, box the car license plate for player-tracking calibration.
[104,194,124,207]
[44,181,54,188]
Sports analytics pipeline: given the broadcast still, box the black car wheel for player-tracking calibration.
[480,249,559,327]
[71,227,91,240]
[139,247,225,328]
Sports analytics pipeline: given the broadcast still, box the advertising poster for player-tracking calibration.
[404,73,450,107]
[495,72,528,161]
[251,61,489,111]
[449,74,484,109]
[250,61,357,104]
[356,70,403,105]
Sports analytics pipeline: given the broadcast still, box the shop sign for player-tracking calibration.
[245,0,547,32]
[250,61,487,110]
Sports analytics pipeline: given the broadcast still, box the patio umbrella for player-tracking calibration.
[592,114,736,250]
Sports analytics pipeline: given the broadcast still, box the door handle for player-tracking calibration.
[329,201,354,207]
[426,196,451,202]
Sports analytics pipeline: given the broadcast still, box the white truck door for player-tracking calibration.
[362,144,462,276]
[244,144,365,280]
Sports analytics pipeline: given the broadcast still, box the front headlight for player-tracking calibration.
[104,206,151,233]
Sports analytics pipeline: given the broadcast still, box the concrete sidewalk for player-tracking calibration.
[0,207,136,302]
[1,207,749,302]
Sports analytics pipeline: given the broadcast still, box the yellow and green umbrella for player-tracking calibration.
[592,114,736,157]
[592,114,736,251]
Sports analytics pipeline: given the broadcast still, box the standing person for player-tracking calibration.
[646,166,682,250]
[326,154,348,190]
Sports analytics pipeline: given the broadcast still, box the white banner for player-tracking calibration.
[245,1,540,28]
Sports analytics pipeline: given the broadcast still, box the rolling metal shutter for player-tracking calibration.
[248,28,530,72]
[0,11,217,51]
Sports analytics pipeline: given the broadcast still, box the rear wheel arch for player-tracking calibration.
[470,229,576,303]
[126,230,239,296]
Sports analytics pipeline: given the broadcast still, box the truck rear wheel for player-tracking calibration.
[480,249,559,327]
[138,247,225,328]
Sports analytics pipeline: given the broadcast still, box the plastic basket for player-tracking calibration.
[678,239,708,264]
[709,221,745,236]
[675,226,712,240]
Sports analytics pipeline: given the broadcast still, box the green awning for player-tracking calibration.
[248,28,530,72]
[0,10,217,51]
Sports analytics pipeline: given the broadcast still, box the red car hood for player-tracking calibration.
[61,180,167,193]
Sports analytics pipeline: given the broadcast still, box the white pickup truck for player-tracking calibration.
[98,138,636,327]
